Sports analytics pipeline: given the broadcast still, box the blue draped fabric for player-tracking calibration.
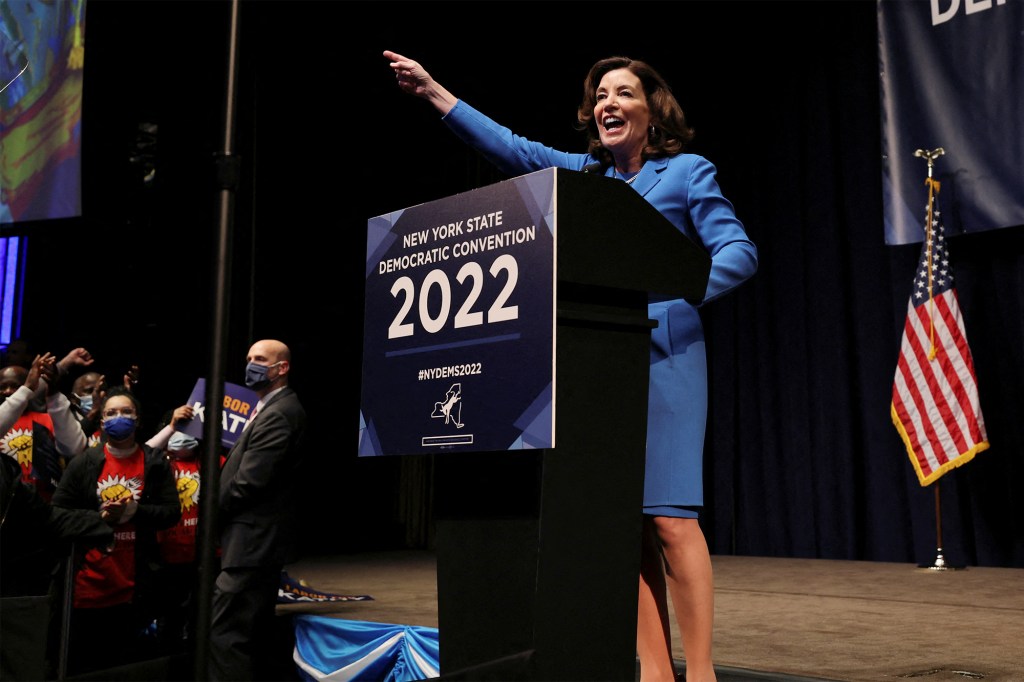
[293,616,440,681]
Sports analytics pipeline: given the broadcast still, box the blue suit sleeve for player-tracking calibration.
[443,100,591,176]
[685,157,758,304]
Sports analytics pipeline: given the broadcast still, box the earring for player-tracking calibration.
[648,124,657,138]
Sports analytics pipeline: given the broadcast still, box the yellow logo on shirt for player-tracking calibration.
[98,475,142,503]
[175,471,200,509]
[1,429,33,468]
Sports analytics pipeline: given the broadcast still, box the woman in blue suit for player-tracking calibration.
[385,51,757,682]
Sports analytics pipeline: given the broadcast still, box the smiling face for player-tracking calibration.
[594,68,651,172]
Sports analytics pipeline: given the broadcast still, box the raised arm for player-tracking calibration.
[384,50,458,116]
[40,357,87,457]
[0,355,46,433]
[146,404,195,450]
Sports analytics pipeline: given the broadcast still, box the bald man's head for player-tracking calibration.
[248,339,290,364]
[245,339,291,395]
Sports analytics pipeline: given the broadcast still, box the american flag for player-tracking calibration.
[891,179,989,486]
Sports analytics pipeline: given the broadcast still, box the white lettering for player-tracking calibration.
[465,211,503,232]
[403,229,429,247]
[226,412,249,433]
[931,0,959,24]
[432,221,464,241]
[378,245,452,274]
[965,0,992,14]
[932,0,1004,24]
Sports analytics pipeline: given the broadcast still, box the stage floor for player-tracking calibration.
[279,550,1024,682]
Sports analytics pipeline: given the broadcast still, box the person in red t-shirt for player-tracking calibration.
[154,430,203,654]
[1,354,88,499]
[51,388,180,677]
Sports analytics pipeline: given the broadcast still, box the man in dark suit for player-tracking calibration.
[210,339,307,680]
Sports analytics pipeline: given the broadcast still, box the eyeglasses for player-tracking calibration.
[102,408,137,419]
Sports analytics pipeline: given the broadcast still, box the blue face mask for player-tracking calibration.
[103,415,138,441]
[76,394,94,414]
[244,361,281,390]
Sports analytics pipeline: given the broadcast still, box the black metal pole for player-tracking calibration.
[194,1,241,678]
[56,545,75,680]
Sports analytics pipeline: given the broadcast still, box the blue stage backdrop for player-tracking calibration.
[877,0,1023,245]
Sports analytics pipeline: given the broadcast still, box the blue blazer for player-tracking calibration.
[445,101,758,507]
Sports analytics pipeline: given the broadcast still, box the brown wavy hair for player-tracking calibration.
[576,56,695,168]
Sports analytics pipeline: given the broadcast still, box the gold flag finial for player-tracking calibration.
[914,147,945,180]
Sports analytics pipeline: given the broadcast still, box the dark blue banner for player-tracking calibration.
[359,169,557,456]
[878,0,1023,245]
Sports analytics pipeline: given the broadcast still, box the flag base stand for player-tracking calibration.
[917,547,965,571]
[916,484,966,571]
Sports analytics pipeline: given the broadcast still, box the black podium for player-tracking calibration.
[432,169,710,681]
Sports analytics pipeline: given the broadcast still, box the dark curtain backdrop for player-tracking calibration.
[14,1,1023,568]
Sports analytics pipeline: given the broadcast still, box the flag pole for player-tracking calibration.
[912,147,963,572]
[922,483,961,571]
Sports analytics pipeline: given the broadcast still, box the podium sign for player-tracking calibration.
[359,169,559,456]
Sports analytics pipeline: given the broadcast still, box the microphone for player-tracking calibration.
[582,162,603,174]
